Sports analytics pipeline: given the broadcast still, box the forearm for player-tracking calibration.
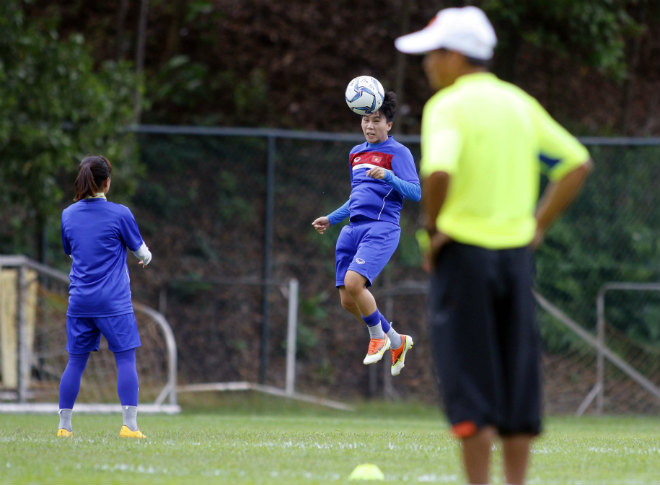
[422,171,450,233]
[536,160,592,232]
[131,242,152,266]
[327,199,350,225]
[384,171,421,201]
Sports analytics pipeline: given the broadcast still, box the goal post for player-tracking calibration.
[173,277,354,411]
[0,255,180,414]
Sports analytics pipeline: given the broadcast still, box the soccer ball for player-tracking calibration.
[345,76,385,115]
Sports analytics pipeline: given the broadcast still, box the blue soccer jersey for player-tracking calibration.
[61,198,144,317]
[348,136,419,225]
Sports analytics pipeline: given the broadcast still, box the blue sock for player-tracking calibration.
[362,310,385,339]
[59,352,90,409]
[379,313,391,333]
[381,314,402,348]
[114,349,139,406]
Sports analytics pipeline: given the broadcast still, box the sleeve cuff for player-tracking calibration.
[132,242,152,266]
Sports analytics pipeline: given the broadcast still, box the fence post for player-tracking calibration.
[17,265,28,403]
[596,287,606,414]
[260,135,276,385]
[383,275,395,399]
[285,278,299,395]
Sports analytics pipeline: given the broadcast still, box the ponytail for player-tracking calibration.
[74,155,112,201]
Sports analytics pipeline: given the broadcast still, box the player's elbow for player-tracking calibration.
[570,159,593,184]
[410,185,422,202]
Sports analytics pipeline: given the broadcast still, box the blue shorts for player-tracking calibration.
[335,220,400,287]
[66,313,142,354]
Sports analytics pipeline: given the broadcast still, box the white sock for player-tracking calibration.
[58,408,73,431]
[386,327,402,349]
[367,323,385,339]
[122,405,139,431]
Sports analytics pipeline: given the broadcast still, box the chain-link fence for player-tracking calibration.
[125,127,659,414]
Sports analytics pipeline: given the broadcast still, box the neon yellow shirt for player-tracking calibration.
[420,72,589,249]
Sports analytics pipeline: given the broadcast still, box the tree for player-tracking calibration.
[0,0,140,262]
[484,0,642,83]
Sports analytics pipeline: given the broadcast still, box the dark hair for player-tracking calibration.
[438,47,491,68]
[73,155,112,201]
[378,91,397,122]
[465,55,491,68]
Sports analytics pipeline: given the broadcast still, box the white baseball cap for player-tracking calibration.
[395,6,497,60]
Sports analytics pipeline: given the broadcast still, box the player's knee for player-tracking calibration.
[343,272,365,296]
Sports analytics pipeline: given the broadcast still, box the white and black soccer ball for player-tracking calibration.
[345,76,385,115]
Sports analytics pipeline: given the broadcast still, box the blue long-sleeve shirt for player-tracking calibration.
[328,136,420,225]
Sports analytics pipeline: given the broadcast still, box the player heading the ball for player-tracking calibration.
[313,79,420,375]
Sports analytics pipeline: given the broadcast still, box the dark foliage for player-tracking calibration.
[25,0,660,135]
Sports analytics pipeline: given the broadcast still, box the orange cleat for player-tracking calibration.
[363,337,391,365]
[391,335,414,376]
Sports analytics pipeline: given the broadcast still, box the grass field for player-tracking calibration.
[0,395,657,485]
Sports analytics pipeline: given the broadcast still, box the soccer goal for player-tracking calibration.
[173,277,353,411]
[0,255,179,414]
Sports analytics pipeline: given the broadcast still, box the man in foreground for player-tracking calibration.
[395,6,592,484]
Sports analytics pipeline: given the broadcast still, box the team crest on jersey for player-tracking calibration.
[350,151,393,170]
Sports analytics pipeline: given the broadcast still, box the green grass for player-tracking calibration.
[1,395,657,484]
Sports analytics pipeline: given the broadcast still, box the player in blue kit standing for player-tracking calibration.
[312,91,420,375]
[57,155,152,438]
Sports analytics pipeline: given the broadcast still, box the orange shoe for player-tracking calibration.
[363,337,391,365]
[391,335,413,376]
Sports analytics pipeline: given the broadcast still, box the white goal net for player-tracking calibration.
[0,255,179,414]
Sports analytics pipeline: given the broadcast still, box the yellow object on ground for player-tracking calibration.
[348,463,384,481]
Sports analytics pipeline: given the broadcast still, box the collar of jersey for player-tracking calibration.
[86,193,107,200]
[454,71,496,88]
